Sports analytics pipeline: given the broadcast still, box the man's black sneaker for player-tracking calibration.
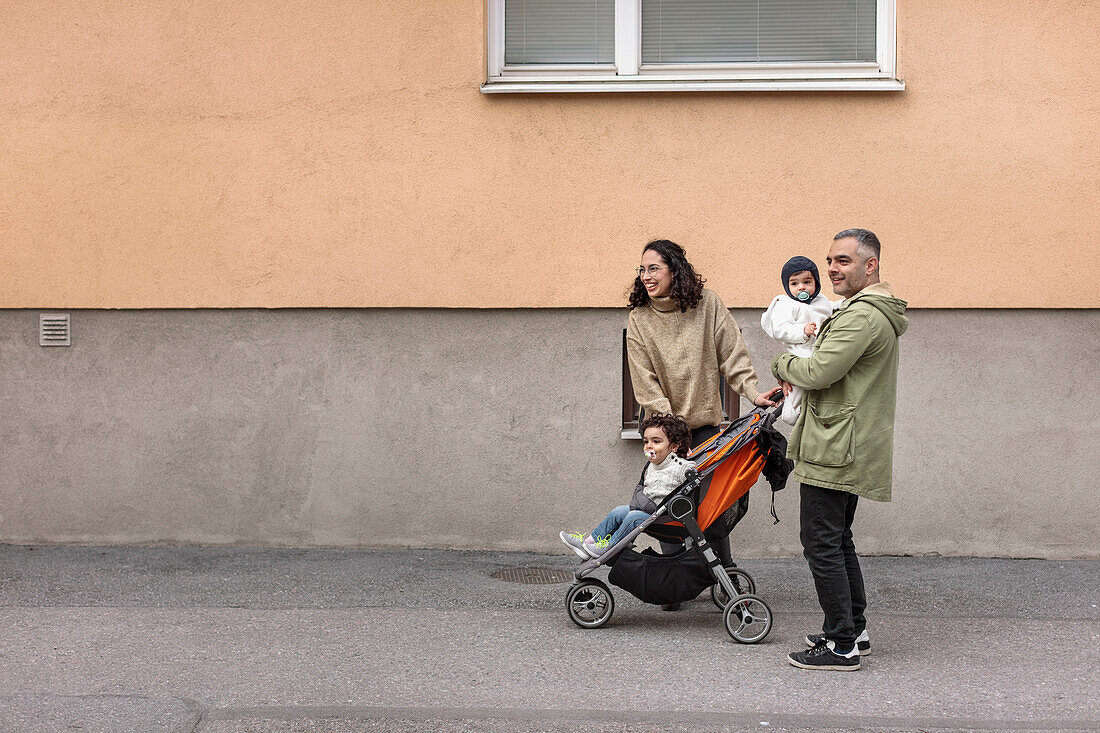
[804,629,871,656]
[787,640,861,671]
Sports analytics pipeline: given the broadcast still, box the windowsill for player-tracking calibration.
[482,77,905,94]
[621,421,736,440]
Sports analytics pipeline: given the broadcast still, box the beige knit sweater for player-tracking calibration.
[627,289,761,429]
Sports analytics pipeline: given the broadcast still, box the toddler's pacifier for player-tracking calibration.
[797,290,811,301]
[644,449,656,460]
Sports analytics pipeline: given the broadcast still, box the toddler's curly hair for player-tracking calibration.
[639,413,692,457]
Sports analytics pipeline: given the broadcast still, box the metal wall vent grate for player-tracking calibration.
[490,567,571,585]
[39,313,71,346]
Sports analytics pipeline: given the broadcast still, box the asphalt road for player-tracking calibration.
[0,545,1096,732]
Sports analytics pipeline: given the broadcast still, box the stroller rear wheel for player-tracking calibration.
[711,567,758,610]
[723,593,772,643]
[566,579,615,629]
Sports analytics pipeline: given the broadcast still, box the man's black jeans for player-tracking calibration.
[800,482,867,648]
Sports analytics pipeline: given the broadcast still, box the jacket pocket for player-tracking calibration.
[800,400,856,467]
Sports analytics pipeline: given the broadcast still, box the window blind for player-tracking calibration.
[641,0,877,64]
[504,0,615,65]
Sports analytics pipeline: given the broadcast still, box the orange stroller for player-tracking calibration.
[564,403,791,642]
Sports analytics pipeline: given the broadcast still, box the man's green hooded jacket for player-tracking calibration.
[771,282,908,501]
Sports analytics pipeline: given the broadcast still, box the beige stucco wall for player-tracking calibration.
[2,1,1098,308]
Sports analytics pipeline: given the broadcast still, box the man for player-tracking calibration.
[772,228,908,671]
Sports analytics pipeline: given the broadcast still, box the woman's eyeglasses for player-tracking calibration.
[636,265,666,277]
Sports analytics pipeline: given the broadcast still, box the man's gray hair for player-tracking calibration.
[834,228,881,262]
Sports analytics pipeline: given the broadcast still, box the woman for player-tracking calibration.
[626,239,779,606]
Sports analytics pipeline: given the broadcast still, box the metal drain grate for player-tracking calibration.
[491,567,571,585]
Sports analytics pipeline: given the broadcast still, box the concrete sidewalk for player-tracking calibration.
[0,545,1096,732]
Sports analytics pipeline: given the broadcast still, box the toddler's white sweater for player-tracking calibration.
[643,453,696,503]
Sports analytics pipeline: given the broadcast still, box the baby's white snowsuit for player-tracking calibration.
[760,293,839,425]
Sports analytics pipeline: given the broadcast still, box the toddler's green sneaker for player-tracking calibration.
[559,531,589,559]
[584,535,613,558]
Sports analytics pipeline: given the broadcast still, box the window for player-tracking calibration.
[504,0,615,65]
[483,0,902,93]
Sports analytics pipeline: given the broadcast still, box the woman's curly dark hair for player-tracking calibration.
[627,239,706,312]
[639,413,692,457]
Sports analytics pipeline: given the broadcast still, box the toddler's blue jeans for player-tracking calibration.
[592,505,651,550]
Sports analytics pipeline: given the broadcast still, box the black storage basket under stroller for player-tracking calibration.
[607,546,714,606]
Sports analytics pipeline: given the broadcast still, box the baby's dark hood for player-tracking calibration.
[781,256,820,301]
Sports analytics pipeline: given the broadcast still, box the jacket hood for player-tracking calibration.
[848,282,908,337]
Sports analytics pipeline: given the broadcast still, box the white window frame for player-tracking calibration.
[483,0,903,93]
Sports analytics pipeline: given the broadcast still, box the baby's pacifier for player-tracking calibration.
[644,449,656,460]
[797,290,811,301]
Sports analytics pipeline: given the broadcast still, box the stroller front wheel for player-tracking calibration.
[566,579,615,629]
[723,593,773,643]
[711,567,758,610]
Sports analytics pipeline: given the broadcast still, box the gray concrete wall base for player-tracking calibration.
[1,309,1096,558]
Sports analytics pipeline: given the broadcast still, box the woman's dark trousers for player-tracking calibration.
[659,425,735,566]
[799,482,867,648]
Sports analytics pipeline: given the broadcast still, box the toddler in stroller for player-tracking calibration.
[559,414,695,560]
[562,402,792,643]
